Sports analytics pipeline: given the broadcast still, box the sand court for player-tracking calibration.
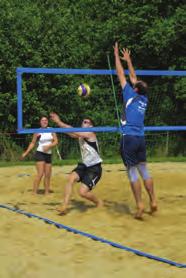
[0,162,186,277]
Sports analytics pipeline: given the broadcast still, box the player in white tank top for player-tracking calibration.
[50,112,103,215]
[79,137,102,167]
[37,132,54,154]
[21,116,58,195]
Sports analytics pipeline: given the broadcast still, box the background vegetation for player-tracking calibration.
[0,0,185,162]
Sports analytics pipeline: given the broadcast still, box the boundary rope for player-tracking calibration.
[0,204,185,268]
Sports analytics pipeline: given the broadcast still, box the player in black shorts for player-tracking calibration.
[50,112,103,214]
[114,43,157,219]
[21,116,58,195]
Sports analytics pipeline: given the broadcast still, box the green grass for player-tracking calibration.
[148,156,186,162]
[0,156,186,167]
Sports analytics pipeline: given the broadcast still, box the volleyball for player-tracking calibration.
[77,83,91,97]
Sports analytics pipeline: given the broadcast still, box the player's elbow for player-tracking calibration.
[54,139,58,146]
[55,136,58,145]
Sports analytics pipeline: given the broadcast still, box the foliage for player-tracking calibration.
[0,0,185,158]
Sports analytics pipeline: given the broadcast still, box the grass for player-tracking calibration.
[0,156,186,167]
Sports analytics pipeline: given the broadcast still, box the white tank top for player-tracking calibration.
[79,138,102,167]
[37,133,54,154]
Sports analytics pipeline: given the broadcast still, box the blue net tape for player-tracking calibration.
[17,67,186,76]
[17,126,186,134]
[0,204,186,268]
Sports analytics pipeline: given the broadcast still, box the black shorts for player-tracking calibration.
[34,151,52,164]
[72,162,102,190]
[120,135,146,167]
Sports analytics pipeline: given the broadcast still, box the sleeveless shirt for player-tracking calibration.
[79,138,102,167]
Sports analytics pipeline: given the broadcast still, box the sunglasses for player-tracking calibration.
[83,120,91,124]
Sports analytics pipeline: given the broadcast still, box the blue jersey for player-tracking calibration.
[121,83,148,136]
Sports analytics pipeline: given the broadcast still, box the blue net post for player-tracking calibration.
[17,68,23,132]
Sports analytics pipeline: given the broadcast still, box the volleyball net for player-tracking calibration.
[2,67,186,161]
[17,67,186,133]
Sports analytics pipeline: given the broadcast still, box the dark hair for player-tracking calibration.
[83,117,95,126]
[40,116,48,120]
[134,81,148,95]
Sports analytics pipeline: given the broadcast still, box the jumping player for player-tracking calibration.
[114,42,157,219]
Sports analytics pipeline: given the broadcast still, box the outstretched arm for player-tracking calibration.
[120,48,137,85]
[50,112,78,138]
[50,112,93,139]
[114,42,127,88]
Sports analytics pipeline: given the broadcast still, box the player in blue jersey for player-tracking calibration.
[114,42,157,220]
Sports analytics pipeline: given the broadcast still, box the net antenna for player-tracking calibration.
[16,67,186,134]
[56,146,62,160]
[106,52,121,127]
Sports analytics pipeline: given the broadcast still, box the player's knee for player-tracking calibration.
[67,173,77,184]
[127,166,139,183]
[37,172,44,179]
[44,172,51,179]
[79,187,88,198]
[137,163,150,180]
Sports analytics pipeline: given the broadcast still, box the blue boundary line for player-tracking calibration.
[0,204,186,268]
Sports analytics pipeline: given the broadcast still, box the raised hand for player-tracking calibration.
[50,112,61,124]
[113,42,119,56]
[120,48,131,62]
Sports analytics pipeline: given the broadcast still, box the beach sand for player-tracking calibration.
[0,163,186,278]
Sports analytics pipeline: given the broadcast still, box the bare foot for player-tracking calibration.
[134,204,144,220]
[96,199,104,208]
[150,202,158,215]
[57,205,68,215]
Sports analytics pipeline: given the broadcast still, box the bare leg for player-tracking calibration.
[137,162,158,214]
[79,184,103,207]
[57,171,79,214]
[130,180,144,220]
[33,162,45,194]
[143,178,158,214]
[44,163,52,195]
